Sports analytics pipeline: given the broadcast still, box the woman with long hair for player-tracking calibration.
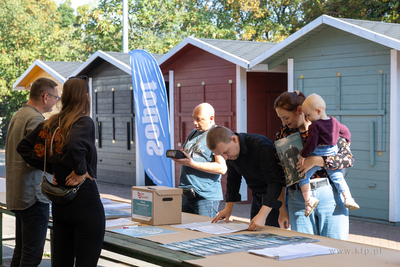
[274,91,354,240]
[17,77,105,266]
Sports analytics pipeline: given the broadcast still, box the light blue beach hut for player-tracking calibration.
[250,15,400,224]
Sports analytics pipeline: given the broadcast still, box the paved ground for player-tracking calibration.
[0,148,399,266]
[0,149,159,267]
[1,214,159,267]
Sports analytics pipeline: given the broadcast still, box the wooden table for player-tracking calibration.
[103,232,201,267]
[184,224,400,267]
[103,212,400,267]
[0,196,198,267]
[1,196,399,267]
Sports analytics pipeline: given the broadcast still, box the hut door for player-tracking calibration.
[266,92,284,141]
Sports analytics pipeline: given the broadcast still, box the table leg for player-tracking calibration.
[50,227,53,267]
[0,213,3,265]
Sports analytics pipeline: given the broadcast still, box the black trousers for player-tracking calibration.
[250,192,280,227]
[11,201,49,267]
[52,179,105,267]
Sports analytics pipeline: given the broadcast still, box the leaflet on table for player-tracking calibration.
[161,234,320,257]
[172,221,248,235]
[103,203,131,210]
[106,218,139,228]
[104,209,131,219]
[110,226,178,237]
[248,243,337,261]
[101,198,112,204]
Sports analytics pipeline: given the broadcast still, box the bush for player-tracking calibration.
[0,90,29,147]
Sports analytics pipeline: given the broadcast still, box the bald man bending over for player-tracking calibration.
[172,103,227,217]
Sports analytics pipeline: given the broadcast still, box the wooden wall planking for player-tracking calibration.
[163,46,236,192]
[90,63,136,186]
[289,26,392,221]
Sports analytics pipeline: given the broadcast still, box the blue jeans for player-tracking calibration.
[288,178,349,240]
[250,193,280,227]
[182,196,220,218]
[11,201,50,267]
[300,145,349,193]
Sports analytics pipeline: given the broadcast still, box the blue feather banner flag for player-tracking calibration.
[130,49,173,187]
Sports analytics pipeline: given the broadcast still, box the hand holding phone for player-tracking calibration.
[166,150,186,159]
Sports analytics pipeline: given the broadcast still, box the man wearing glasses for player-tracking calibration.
[47,92,60,100]
[5,77,58,266]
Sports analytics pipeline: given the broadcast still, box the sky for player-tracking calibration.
[54,0,98,11]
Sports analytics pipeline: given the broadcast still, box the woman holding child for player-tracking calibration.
[274,91,354,240]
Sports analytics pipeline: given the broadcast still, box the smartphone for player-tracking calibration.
[166,150,186,159]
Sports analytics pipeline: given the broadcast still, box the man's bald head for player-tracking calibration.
[194,103,215,117]
[192,103,215,132]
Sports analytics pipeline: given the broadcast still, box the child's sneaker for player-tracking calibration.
[304,197,319,217]
[345,198,360,210]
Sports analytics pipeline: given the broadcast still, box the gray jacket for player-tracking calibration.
[5,104,50,210]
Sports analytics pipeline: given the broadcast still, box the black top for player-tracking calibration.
[225,133,283,209]
[17,116,97,187]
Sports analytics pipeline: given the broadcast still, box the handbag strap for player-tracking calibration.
[42,139,47,178]
[49,125,59,157]
[42,125,58,178]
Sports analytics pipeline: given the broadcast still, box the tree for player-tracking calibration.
[79,0,200,53]
[0,0,87,146]
[78,0,302,54]
[58,0,75,28]
[3,0,398,145]
[201,0,303,42]
[300,0,400,25]
[78,0,123,53]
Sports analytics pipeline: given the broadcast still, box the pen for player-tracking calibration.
[123,225,139,229]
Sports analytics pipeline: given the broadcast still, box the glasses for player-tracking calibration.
[43,92,60,100]
[47,93,61,100]
[68,76,89,93]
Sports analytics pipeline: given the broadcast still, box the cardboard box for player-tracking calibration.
[131,186,183,225]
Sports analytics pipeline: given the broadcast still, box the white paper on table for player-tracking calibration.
[172,221,248,235]
[101,198,112,204]
[248,243,337,261]
[106,218,138,228]
[172,222,205,229]
[103,203,131,210]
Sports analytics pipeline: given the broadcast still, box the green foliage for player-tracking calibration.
[78,0,304,54]
[207,0,303,42]
[1,0,399,147]
[79,0,123,53]
[0,0,57,146]
[0,0,88,146]
[79,0,196,53]
[300,0,400,25]
[58,0,75,28]
[76,3,91,26]
[78,0,399,54]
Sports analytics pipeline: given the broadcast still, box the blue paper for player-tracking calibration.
[110,226,178,237]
